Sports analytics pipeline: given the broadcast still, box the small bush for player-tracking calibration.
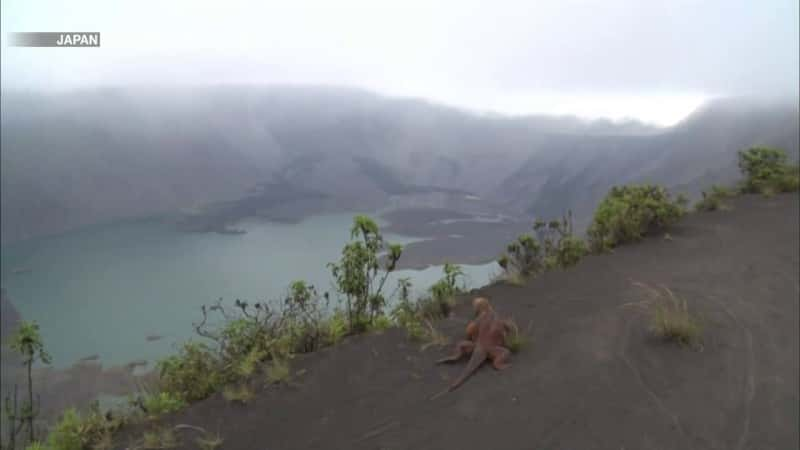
[499,212,587,280]
[695,185,734,211]
[157,341,221,402]
[738,147,800,195]
[139,391,186,417]
[222,383,254,404]
[328,215,403,332]
[587,185,687,252]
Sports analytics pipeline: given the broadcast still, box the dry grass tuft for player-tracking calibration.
[627,282,702,347]
[419,320,449,351]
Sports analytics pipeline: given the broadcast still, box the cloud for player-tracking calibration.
[1,0,797,124]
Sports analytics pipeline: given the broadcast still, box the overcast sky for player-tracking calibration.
[2,0,798,125]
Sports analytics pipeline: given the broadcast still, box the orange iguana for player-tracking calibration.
[431,297,512,399]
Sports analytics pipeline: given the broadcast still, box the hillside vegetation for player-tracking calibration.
[4,145,797,450]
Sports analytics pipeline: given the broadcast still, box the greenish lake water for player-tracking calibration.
[1,213,499,369]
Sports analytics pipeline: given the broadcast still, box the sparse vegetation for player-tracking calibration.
[391,265,466,342]
[737,146,800,195]
[587,185,687,252]
[498,211,587,281]
[195,432,223,450]
[695,185,735,211]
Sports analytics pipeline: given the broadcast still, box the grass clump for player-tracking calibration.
[136,391,186,418]
[498,212,587,282]
[222,383,254,404]
[694,185,735,212]
[587,185,687,252]
[631,282,702,348]
[504,319,529,354]
[737,146,800,195]
[141,428,177,449]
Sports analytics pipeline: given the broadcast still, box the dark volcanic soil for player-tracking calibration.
[115,193,799,450]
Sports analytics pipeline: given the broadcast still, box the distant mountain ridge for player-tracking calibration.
[1,86,797,244]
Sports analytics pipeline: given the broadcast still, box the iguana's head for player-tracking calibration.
[472,297,491,316]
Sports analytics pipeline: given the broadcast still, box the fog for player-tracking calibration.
[2,0,798,125]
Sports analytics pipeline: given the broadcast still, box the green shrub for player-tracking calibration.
[45,403,120,450]
[367,314,393,332]
[738,146,800,195]
[498,234,541,277]
[695,185,734,211]
[157,341,221,402]
[328,215,403,332]
[321,310,348,345]
[425,263,464,317]
[390,266,467,343]
[498,212,587,279]
[280,281,331,353]
[555,235,588,268]
[587,185,687,252]
[140,391,186,417]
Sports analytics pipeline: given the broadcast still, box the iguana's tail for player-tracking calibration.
[430,346,487,400]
